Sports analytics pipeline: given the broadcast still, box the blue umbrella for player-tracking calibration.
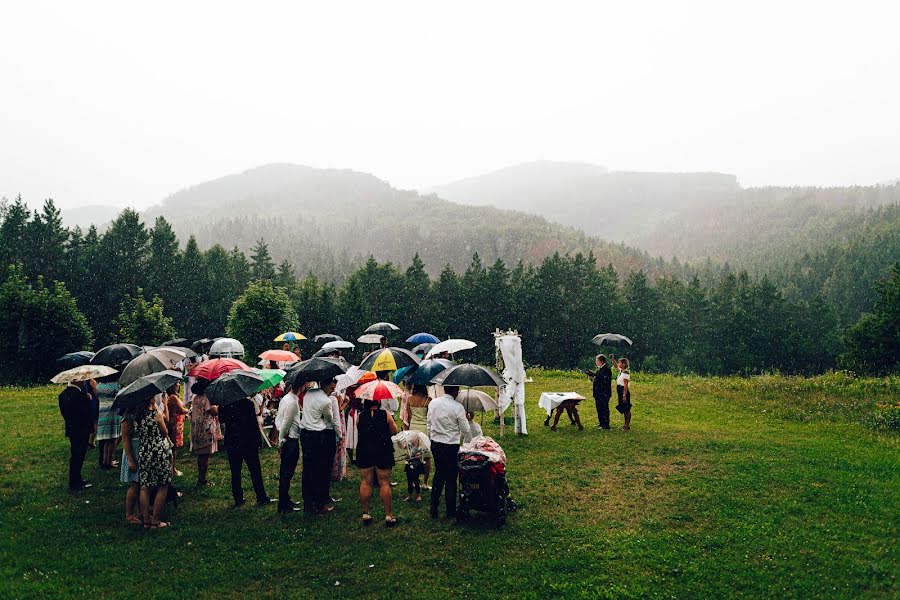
[392,365,415,384]
[406,332,440,344]
[407,358,454,386]
[56,351,95,370]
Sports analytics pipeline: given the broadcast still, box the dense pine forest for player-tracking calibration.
[2,196,897,384]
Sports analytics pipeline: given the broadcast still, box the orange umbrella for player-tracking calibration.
[259,349,299,362]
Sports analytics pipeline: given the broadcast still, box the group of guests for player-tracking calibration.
[57,357,488,530]
[586,353,633,430]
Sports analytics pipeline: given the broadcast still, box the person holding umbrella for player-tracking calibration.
[58,379,94,491]
[189,379,220,486]
[586,354,613,430]
[134,392,174,529]
[299,378,343,514]
[276,379,306,514]
[426,385,470,519]
[211,372,272,509]
[354,379,402,527]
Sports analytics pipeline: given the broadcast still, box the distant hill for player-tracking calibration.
[143,164,671,281]
[60,205,121,231]
[426,161,740,242]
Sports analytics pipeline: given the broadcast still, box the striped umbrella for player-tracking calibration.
[355,379,404,401]
[359,347,420,372]
[274,332,307,342]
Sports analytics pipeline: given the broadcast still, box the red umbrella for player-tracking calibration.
[259,349,300,362]
[355,379,404,402]
[189,358,250,381]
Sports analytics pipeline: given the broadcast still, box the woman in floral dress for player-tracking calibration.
[189,379,220,486]
[136,395,173,529]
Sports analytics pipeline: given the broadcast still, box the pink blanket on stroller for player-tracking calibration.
[459,436,507,465]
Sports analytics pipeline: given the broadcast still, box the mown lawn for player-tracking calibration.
[0,372,897,599]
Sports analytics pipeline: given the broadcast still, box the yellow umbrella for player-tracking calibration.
[274,332,307,342]
[359,347,420,372]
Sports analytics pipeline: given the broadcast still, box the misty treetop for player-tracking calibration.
[0,195,897,383]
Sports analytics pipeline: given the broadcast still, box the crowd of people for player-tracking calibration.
[57,340,634,530]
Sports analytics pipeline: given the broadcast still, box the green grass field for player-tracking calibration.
[1,372,897,599]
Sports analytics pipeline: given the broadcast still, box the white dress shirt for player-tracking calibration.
[300,388,342,437]
[277,392,302,444]
[427,394,471,445]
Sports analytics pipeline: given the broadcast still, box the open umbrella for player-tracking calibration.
[189,357,250,381]
[90,343,143,368]
[411,342,435,356]
[191,338,215,352]
[424,339,477,359]
[161,338,189,347]
[312,348,339,359]
[357,334,384,344]
[51,364,117,384]
[359,347,420,372]
[365,322,399,335]
[209,338,245,358]
[119,348,186,387]
[591,333,633,346]
[314,333,343,343]
[322,340,355,351]
[430,363,503,388]
[165,346,198,360]
[407,358,454,386]
[113,370,183,413]
[457,389,498,412]
[274,332,307,342]
[405,332,440,344]
[56,351,95,370]
[206,369,264,406]
[252,368,285,391]
[259,349,300,363]
[283,357,349,386]
[355,379,404,402]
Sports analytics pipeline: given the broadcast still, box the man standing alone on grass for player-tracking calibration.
[427,385,470,519]
[59,380,93,491]
[587,354,612,430]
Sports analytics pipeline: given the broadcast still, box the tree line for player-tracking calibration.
[1,197,896,383]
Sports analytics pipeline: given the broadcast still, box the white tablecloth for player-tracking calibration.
[538,392,585,416]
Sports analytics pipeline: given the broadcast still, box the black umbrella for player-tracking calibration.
[411,342,435,356]
[430,363,503,388]
[56,351,95,370]
[191,338,214,352]
[284,357,349,386]
[206,369,264,406]
[359,347,420,372]
[314,333,343,343]
[407,358,454,385]
[90,343,143,368]
[312,348,341,359]
[161,338,189,347]
[112,370,183,414]
[364,322,400,335]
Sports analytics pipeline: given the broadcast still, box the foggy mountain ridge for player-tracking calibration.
[142,163,671,281]
[426,161,742,242]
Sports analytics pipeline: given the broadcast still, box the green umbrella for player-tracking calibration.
[253,368,285,391]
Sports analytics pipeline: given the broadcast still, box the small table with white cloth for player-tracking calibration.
[538,392,585,431]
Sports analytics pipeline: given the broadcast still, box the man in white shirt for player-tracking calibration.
[299,379,342,513]
[277,381,304,514]
[427,386,470,518]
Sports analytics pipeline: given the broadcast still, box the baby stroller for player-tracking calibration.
[456,436,515,527]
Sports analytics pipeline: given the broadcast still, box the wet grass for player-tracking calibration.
[0,373,897,599]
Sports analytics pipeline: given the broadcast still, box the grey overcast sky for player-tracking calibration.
[2,1,899,210]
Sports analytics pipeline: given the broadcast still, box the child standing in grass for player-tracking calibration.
[610,355,632,431]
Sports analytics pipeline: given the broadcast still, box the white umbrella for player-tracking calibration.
[424,338,477,359]
[51,364,117,384]
[322,340,355,351]
[209,337,245,358]
[357,334,383,344]
[456,389,498,413]
[591,333,633,346]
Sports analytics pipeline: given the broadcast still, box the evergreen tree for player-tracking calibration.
[842,264,900,375]
[250,239,276,281]
[276,259,296,290]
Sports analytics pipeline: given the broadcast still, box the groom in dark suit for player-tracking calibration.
[587,354,612,429]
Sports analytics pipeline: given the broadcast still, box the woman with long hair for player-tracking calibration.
[402,384,433,493]
[136,393,173,529]
[357,398,399,527]
[611,355,633,431]
[189,379,219,486]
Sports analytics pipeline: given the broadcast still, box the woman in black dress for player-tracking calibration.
[356,399,399,527]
